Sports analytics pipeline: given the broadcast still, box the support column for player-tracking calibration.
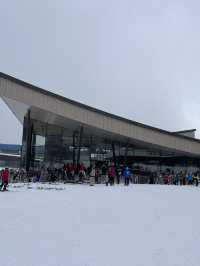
[89,136,94,167]
[112,142,117,166]
[21,116,27,169]
[25,109,33,172]
[124,142,129,166]
[77,126,84,167]
[31,133,36,169]
[72,131,77,166]
[112,142,120,184]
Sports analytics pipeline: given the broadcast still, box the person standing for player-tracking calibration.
[193,173,199,187]
[78,163,86,183]
[89,165,96,186]
[173,173,179,185]
[108,165,116,186]
[187,172,193,185]
[179,172,183,185]
[183,171,187,185]
[123,166,131,186]
[95,167,100,184]
[0,168,9,191]
[149,172,154,184]
[101,164,108,184]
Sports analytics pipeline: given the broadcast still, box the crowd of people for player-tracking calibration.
[1,162,200,190]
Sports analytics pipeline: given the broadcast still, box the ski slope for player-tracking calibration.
[0,183,199,266]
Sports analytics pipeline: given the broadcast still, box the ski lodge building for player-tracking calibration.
[0,72,200,171]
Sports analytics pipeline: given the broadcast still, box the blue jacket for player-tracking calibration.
[123,168,131,178]
[187,174,193,182]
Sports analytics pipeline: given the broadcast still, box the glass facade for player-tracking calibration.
[22,115,144,170]
[0,159,20,169]
[20,111,200,172]
[22,117,112,169]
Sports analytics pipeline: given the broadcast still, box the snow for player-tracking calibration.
[0,183,200,266]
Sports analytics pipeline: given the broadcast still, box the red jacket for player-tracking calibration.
[2,169,9,182]
[108,167,116,177]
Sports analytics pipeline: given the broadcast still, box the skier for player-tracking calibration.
[123,166,131,186]
[0,168,9,191]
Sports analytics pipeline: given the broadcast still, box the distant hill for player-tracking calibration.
[0,144,21,155]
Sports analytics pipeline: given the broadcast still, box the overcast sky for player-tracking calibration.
[1,0,200,144]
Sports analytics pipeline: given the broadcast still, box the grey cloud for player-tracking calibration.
[0,0,200,143]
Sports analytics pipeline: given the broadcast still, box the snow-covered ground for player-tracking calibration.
[0,183,200,266]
